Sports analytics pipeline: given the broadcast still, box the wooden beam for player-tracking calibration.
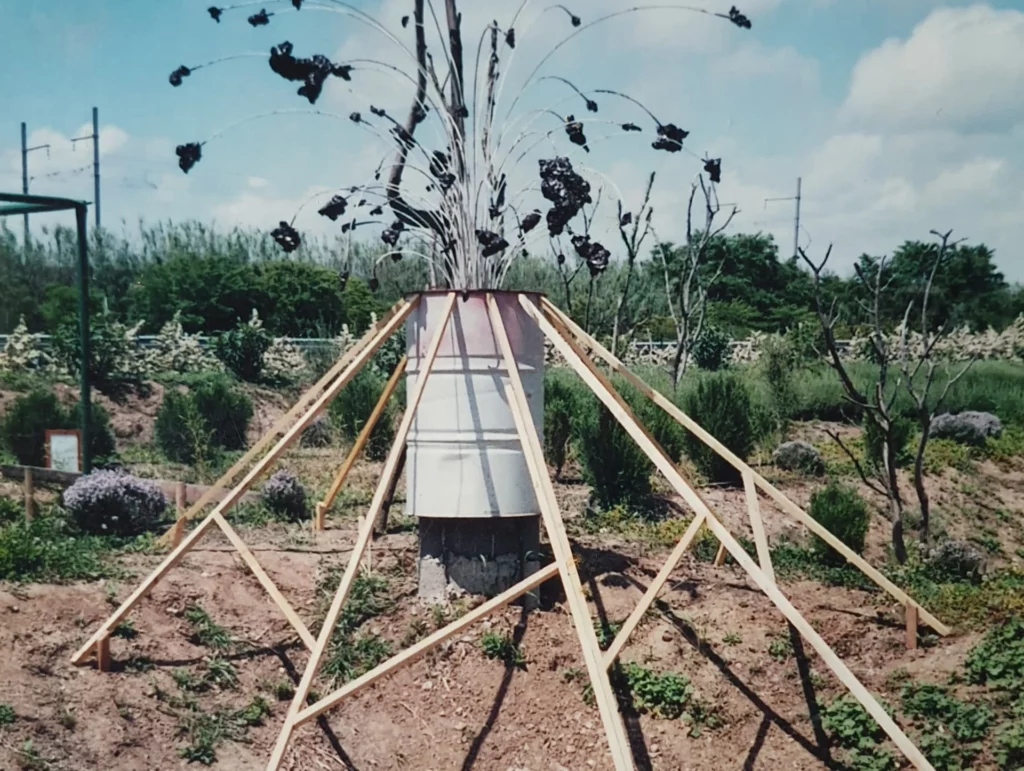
[743,469,774,584]
[531,300,935,771]
[265,292,456,771]
[95,634,110,672]
[213,512,316,651]
[23,467,33,521]
[314,355,408,530]
[491,295,635,771]
[906,604,918,651]
[373,445,407,536]
[604,512,706,665]
[72,301,415,667]
[541,298,950,637]
[156,299,411,546]
[713,543,727,566]
[294,562,560,727]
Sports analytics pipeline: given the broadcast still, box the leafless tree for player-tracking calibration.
[660,174,736,388]
[611,171,656,359]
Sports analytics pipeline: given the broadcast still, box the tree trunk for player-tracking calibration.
[611,261,636,359]
[890,506,907,564]
[912,416,932,544]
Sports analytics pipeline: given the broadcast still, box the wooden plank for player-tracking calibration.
[156,299,411,545]
[213,512,316,651]
[95,634,110,672]
[906,604,918,651]
[743,469,774,584]
[541,299,951,637]
[294,563,560,726]
[315,355,408,529]
[73,302,415,668]
[713,543,727,566]
[532,301,934,771]
[1,464,79,487]
[265,292,456,771]
[604,512,706,665]
[23,467,33,521]
[492,295,635,771]
[373,445,406,536]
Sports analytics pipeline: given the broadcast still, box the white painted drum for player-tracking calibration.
[404,291,545,519]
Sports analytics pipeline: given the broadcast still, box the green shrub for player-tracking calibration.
[622,378,686,463]
[0,497,21,524]
[329,367,396,462]
[0,515,111,582]
[573,391,652,507]
[69,401,117,465]
[480,631,526,668]
[863,414,914,470]
[681,372,756,485]
[51,313,143,398]
[619,661,694,720]
[965,617,1024,692]
[0,390,66,466]
[759,335,798,428]
[807,481,870,565]
[996,721,1024,770]
[215,318,271,383]
[544,369,581,478]
[261,470,308,523]
[155,376,251,463]
[692,326,731,371]
[0,703,14,725]
[190,375,252,452]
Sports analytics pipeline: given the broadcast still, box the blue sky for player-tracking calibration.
[2,0,1022,281]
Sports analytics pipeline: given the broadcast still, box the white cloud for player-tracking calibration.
[247,176,270,189]
[841,4,1024,133]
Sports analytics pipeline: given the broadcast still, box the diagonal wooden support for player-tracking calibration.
[265,291,456,771]
[314,355,408,531]
[529,298,935,771]
[293,562,560,727]
[541,297,950,637]
[157,300,412,547]
[71,300,416,667]
[743,468,774,584]
[489,294,635,771]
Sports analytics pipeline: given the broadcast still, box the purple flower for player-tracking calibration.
[176,142,202,173]
[318,194,348,221]
[169,65,191,87]
[262,469,308,522]
[63,470,167,536]
[271,221,301,252]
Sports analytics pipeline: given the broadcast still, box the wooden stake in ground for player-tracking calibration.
[71,300,416,668]
[540,297,949,637]
[529,297,935,771]
[265,292,456,771]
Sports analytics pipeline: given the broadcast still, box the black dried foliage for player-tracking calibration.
[619,211,632,227]
[381,221,404,247]
[521,210,542,234]
[489,174,508,219]
[269,41,352,104]
[271,221,301,252]
[401,15,410,28]
[349,111,362,124]
[318,195,348,221]
[556,252,566,265]
[585,98,598,113]
[703,157,722,183]
[572,235,610,276]
[337,270,349,291]
[169,65,191,87]
[207,6,222,23]
[370,106,386,118]
[428,151,456,192]
[476,230,509,258]
[564,115,589,152]
[728,6,752,28]
[292,0,302,8]
[176,142,202,173]
[539,157,592,237]
[340,220,357,233]
[505,28,516,48]
[622,122,642,132]
[369,205,384,216]
[571,15,581,27]
[248,9,272,26]
[652,123,688,152]
[368,277,379,292]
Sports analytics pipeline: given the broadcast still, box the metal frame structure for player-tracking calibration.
[70,292,945,771]
[0,192,93,473]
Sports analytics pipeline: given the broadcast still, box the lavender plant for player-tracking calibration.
[168,1,752,291]
[63,470,168,537]
[261,469,309,522]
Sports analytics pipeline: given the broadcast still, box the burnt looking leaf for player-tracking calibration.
[521,210,542,234]
[207,6,222,22]
[564,115,589,152]
[401,15,410,27]
[337,270,349,291]
[292,0,302,8]
[728,6,752,29]
[368,277,379,291]
[622,122,642,132]
[381,220,405,246]
[269,41,352,104]
[556,253,566,266]
[369,205,384,216]
[271,221,301,252]
[429,151,456,192]
[349,112,362,123]
[505,28,516,48]
[169,65,191,87]
[539,157,592,237]
[585,98,598,113]
[370,105,386,117]
[619,211,632,227]
[248,9,272,26]
[175,142,202,173]
[476,230,509,258]
[652,123,688,152]
[572,235,610,276]
[318,195,348,221]
[703,157,722,183]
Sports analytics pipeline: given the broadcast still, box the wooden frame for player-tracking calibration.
[70,291,941,771]
[45,429,82,473]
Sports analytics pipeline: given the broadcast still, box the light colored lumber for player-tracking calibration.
[23,467,33,521]
[373,445,406,536]
[531,300,935,771]
[157,299,411,545]
[314,355,408,530]
[541,298,950,637]
[171,481,187,546]
[70,513,220,665]
[743,469,774,584]
[265,292,456,771]
[492,295,635,771]
[294,562,559,726]
[713,543,727,566]
[73,301,414,667]
[213,512,316,651]
[906,604,918,651]
[95,634,110,672]
[604,512,706,665]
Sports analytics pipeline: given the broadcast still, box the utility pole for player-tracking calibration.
[764,177,802,258]
[20,122,51,246]
[71,106,100,230]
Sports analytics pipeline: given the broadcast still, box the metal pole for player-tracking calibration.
[793,177,802,259]
[75,204,93,474]
[21,122,28,244]
[92,107,100,230]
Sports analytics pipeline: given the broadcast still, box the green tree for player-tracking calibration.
[256,261,346,337]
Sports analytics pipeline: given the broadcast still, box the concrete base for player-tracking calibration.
[417,516,541,602]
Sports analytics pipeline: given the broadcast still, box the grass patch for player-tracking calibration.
[480,631,526,668]
[315,570,395,688]
[183,605,234,651]
[0,703,14,725]
[0,514,115,582]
